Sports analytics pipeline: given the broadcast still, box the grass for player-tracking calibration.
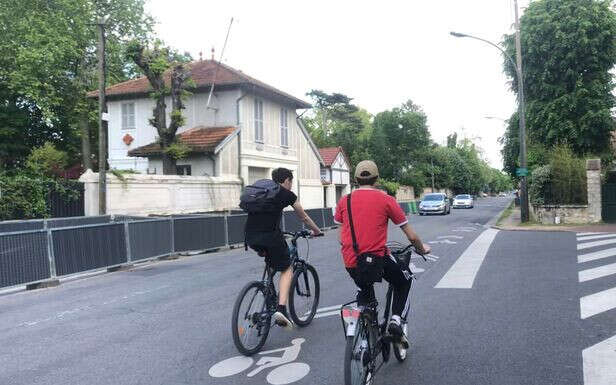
[495,201,515,226]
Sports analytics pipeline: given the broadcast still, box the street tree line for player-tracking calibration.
[303,91,512,197]
[499,0,616,204]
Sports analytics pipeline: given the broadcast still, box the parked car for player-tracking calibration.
[452,194,474,209]
[418,193,450,215]
[498,192,507,197]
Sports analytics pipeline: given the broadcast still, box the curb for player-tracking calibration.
[486,199,514,228]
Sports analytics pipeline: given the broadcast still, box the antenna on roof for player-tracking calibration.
[206,17,234,111]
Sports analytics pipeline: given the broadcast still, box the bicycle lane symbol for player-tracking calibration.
[208,338,310,385]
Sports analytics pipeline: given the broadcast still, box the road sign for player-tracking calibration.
[516,168,528,176]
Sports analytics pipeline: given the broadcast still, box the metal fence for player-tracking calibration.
[0,216,111,234]
[0,207,348,290]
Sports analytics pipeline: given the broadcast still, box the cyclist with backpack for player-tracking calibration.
[334,160,430,347]
[240,168,323,329]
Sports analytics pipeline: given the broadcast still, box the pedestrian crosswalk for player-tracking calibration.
[576,232,616,385]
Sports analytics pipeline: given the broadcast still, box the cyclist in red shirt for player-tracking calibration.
[334,160,430,347]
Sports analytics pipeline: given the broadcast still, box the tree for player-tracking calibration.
[502,0,616,156]
[371,100,431,182]
[126,41,192,174]
[303,90,372,171]
[0,0,155,171]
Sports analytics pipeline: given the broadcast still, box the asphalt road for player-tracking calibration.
[2,197,614,385]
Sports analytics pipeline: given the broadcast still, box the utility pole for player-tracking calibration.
[431,157,435,193]
[97,17,108,215]
[514,0,529,222]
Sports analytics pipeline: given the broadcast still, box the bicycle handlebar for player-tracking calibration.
[283,230,324,240]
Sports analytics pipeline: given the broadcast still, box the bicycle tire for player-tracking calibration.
[231,281,271,356]
[344,318,370,385]
[288,264,320,326]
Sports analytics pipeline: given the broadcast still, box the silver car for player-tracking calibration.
[452,194,474,209]
[418,193,451,215]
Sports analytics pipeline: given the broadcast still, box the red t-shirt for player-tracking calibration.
[334,188,408,268]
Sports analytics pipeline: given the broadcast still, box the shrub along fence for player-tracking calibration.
[0,208,337,290]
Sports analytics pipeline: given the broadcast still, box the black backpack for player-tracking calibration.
[239,179,281,213]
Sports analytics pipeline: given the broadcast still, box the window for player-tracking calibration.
[254,99,264,142]
[176,165,192,176]
[280,108,289,147]
[121,103,135,130]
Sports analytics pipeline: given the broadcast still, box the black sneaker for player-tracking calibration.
[388,320,409,349]
[273,308,294,330]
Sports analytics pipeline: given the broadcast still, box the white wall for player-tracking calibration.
[80,170,241,216]
[148,156,215,176]
[107,89,241,171]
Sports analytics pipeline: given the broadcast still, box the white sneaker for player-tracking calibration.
[273,309,294,330]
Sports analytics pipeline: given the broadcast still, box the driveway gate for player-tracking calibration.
[601,183,616,222]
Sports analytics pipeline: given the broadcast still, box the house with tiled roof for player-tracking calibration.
[318,146,351,206]
[85,58,327,212]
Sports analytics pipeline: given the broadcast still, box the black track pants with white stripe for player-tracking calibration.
[346,255,412,320]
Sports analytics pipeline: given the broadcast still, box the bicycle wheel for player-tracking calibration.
[288,263,320,326]
[344,317,371,385]
[231,281,271,356]
[393,322,408,362]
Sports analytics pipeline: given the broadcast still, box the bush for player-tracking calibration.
[0,172,80,220]
[529,165,551,205]
[377,178,400,196]
[528,145,587,205]
[26,142,68,177]
[549,144,586,204]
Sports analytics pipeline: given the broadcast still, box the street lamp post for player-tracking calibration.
[450,28,530,222]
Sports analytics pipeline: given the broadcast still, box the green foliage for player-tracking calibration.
[502,0,616,156]
[528,145,587,205]
[26,142,68,177]
[164,141,191,160]
[549,144,587,204]
[377,179,400,196]
[370,101,431,182]
[0,171,80,220]
[0,0,155,171]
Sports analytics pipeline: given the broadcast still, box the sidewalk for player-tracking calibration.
[493,205,616,233]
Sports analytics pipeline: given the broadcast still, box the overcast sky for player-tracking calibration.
[145,0,532,169]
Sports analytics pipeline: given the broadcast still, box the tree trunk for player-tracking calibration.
[80,112,92,170]
[162,152,176,175]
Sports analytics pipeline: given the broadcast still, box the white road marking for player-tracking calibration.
[429,239,457,245]
[578,239,616,250]
[577,232,607,236]
[435,228,499,289]
[315,304,341,313]
[438,235,463,239]
[578,248,616,264]
[582,334,616,385]
[580,287,616,319]
[266,363,310,385]
[314,310,340,319]
[577,234,616,242]
[209,356,254,377]
[579,262,616,282]
[452,228,476,232]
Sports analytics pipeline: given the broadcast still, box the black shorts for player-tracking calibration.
[246,231,291,272]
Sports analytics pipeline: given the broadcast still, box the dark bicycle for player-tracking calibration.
[340,243,424,385]
[232,230,321,356]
